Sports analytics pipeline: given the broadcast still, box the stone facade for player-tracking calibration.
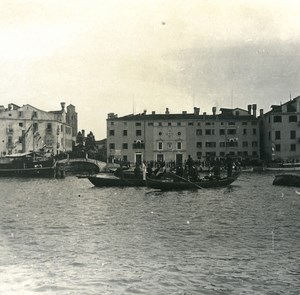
[0,102,76,156]
[106,105,260,165]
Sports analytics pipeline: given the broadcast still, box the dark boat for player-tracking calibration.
[87,172,146,187]
[0,152,56,177]
[273,173,300,187]
[146,172,240,191]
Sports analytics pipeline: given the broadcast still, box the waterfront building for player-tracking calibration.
[106,105,260,165]
[0,102,76,156]
[259,96,300,161]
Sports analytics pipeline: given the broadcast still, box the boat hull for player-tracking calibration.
[146,173,239,191]
[88,173,145,187]
[0,166,55,177]
[273,174,300,187]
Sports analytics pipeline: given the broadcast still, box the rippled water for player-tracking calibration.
[0,173,299,295]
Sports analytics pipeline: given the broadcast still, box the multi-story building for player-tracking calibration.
[106,105,260,165]
[259,96,300,161]
[0,102,76,156]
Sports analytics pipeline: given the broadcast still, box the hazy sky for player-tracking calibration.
[1,0,300,138]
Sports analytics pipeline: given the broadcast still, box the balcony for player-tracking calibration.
[132,141,145,149]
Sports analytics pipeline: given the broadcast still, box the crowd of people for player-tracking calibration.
[115,155,241,182]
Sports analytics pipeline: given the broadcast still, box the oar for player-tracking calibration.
[170,172,203,189]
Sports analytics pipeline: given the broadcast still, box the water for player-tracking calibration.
[0,173,299,295]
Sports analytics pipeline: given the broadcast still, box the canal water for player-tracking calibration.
[0,173,299,295]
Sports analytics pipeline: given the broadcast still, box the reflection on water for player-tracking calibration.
[0,173,299,294]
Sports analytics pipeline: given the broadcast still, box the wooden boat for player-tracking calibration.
[87,172,146,187]
[0,152,56,177]
[146,172,240,191]
[273,173,300,187]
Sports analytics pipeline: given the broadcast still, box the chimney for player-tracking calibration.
[252,104,257,117]
[212,107,216,116]
[152,111,155,115]
[260,109,264,117]
[247,105,252,115]
[143,109,147,115]
[82,129,85,138]
[182,111,187,114]
[194,107,200,115]
[165,108,169,114]
[61,102,66,111]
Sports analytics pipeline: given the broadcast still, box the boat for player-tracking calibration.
[273,173,300,187]
[87,172,146,187]
[0,152,56,177]
[255,162,300,172]
[146,172,240,191]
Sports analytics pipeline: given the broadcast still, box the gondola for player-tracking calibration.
[87,172,146,187]
[146,172,240,191]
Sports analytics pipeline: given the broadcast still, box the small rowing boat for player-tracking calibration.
[273,173,300,187]
[146,172,240,191]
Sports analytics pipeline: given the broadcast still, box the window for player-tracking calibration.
[123,122,127,126]
[110,121,114,125]
[167,142,172,149]
[32,111,37,118]
[177,142,182,149]
[275,131,280,140]
[196,129,202,135]
[242,141,248,147]
[46,123,52,131]
[273,116,282,123]
[268,131,271,140]
[243,129,247,135]
[148,122,153,126]
[205,129,211,135]
[123,155,128,162]
[228,122,235,125]
[178,132,181,135]
[159,132,162,136]
[205,122,211,126]
[136,130,142,136]
[18,111,23,118]
[177,122,181,126]
[219,129,225,135]
[275,144,281,152]
[291,144,296,151]
[168,122,171,126]
[122,143,128,149]
[196,142,202,148]
[227,129,236,135]
[188,122,194,126]
[158,122,162,126]
[289,115,297,122]
[123,130,128,136]
[19,122,23,127]
[158,142,163,150]
[219,142,225,147]
[253,128,257,135]
[109,143,115,149]
[18,136,23,143]
[109,130,115,136]
[197,152,202,158]
[135,122,141,126]
[252,141,258,147]
[205,142,216,148]
[291,130,296,139]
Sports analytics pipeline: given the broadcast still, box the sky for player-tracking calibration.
[1,0,300,139]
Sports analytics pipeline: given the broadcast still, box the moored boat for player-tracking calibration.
[146,172,240,191]
[87,172,146,187]
[273,173,300,187]
[0,152,56,177]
